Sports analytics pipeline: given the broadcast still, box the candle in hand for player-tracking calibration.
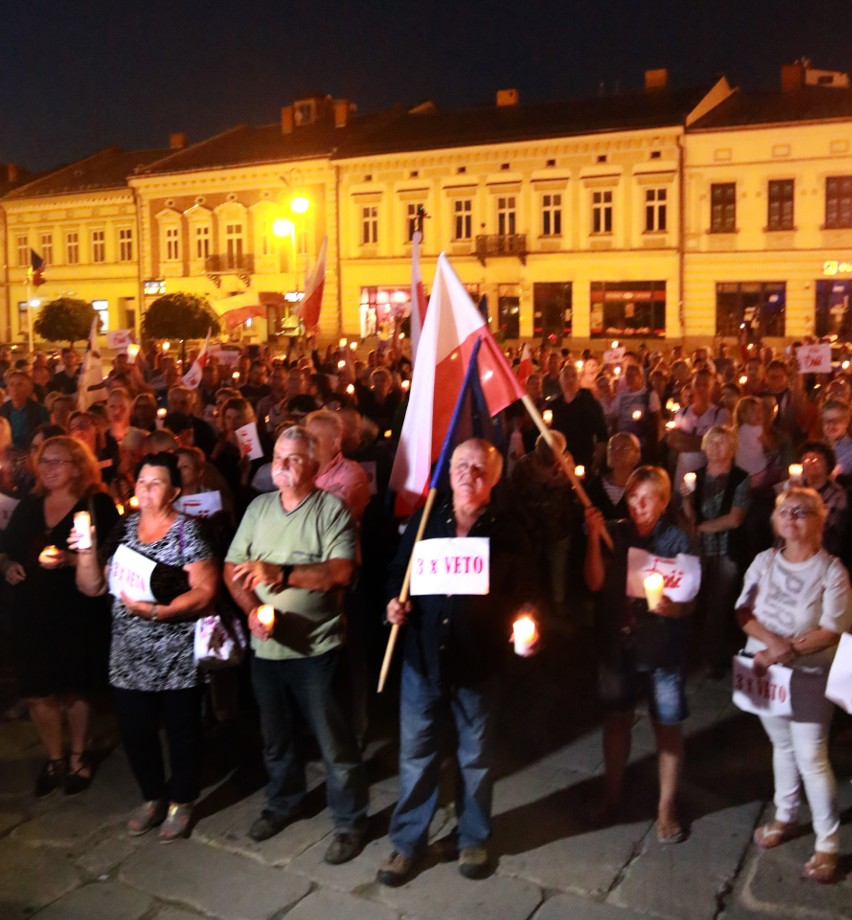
[683,472,697,493]
[574,464,586,479]
[644,572,665,611]
[631,409,642,421]
[788,463,803,481]
[257,605,275,629]
[543,409,553,426]
[38,545,63,567]
[73,511,92,550]
[512,615,537,656]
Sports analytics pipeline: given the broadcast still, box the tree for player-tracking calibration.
[33,297,98,346]
[142,293,221,341]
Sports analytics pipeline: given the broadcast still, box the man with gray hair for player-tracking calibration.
[225,426,368,863]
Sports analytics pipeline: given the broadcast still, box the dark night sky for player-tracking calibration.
[2,0,850,172]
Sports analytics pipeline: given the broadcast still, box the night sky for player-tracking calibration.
[2,0,850,172]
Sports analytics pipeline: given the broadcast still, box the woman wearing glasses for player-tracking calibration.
[736,487,852,884]
[0,436,117,796]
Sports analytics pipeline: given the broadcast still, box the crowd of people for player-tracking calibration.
[0,333,850,885]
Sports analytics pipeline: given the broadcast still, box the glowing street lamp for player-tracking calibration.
[290,195,310,215]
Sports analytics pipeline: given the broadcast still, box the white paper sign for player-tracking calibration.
[795,343,832,375]
[174,490,223,518]
[0,493,20,530]
[108,543,157,603]
[215,349,240,367]
[626,547,702,603]
[732,655,793,716]
[603,347,626,365]
[825,632,852,714]
[409,537,490,596]
[236,422,264,460]
[107,329,132,352]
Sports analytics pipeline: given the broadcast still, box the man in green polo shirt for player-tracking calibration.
[225,425,368,863]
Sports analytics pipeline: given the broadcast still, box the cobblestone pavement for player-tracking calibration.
[1,627,850,920]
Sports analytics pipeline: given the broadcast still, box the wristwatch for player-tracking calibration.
[280,564,294,587]
[150,603,159,621]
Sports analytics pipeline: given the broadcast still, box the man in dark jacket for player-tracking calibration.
[1,371,49,449]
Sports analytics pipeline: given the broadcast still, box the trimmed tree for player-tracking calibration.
[33,297,98,346]
[142,293,221,341]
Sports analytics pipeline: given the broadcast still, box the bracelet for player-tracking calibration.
[150,603,159,621]
[281,564,294,587]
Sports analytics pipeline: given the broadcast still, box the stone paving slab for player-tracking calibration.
[0,805,27,835]
[533,892,646,920]
[119,836,311,920]
[0,838,81,919]
[32,880,152,919]
[0,719,38,758]
[284,888,400,920]
[0,753,36,798]
[75,834,139,879]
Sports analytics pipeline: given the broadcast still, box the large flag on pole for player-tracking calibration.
[410,230,428,364]
[390,252,524,516]
[182,327,211,389]
[77,316,107,410]
[27,249,45,287]
[298,236,327,335]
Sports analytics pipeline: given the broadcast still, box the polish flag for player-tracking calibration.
[410,230,428,364]
[182,328,211,390]
[298,236,327,335]
[390,253,525,516]
[516,342,533,386]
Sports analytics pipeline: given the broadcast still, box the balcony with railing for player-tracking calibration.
[475,233,527,265]
[205,253,255,287]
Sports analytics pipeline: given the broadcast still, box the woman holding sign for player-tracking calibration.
[585,466,693,845]
[735,487,852,884]
[0,436,117,797]
[72,452,219,842]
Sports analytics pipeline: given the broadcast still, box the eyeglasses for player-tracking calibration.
[272,454,308,469]
[777,506,814,520]
[38,458,72,468]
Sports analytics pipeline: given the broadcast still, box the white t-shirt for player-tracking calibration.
[736,548,852,670]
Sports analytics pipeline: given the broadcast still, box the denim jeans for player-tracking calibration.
[389,662,498,857]
[250,648,368,832]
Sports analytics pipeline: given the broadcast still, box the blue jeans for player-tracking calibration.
[389,662,498,857]
[250,648,368,832]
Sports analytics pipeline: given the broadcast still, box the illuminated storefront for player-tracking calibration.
[590,281,666,339]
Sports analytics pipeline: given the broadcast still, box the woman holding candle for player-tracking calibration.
[71,452,219,841]
[585,466,692,843]
[736,487,852,884]
[0,436,117,797]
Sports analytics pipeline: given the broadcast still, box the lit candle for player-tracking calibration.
[739,375,748,385]
[338,360,346,369]
[257,604,275,629]
[346,383,355,395]
[115,502,125,516]
[574,464,586,479]
[128,496,140,510]
[339,337,347,348]
[665,419,676,430]
[399,332,406,340]
[350,341,358,351]
[127,343,140,363]
[384,429,393,439]
[512,615,538,656]
[843,360,850,371]
[644,572,665,611]
[631,409,643,421]
[788,463,803,481]
[612,340,619,349]
[162,341,170,352]
[683,472,697,493]
[73,511,92,550]
[543,409,553,426]
[232,371,240,381]
[38,544,63,567]
[576,360,584,372]
[614,365,622,377]
[401,379,411,391]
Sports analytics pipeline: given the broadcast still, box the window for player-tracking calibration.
[715,282,786,337]
[825,176,852,229]
[16,235,28,267]
[541,193,562,236]
[165,227,180,261]
[66,232,79,264]
[91,230,106,263]
[497,196,516,236]
[590,281,666,338]
[453,199,472,240]
[225,223,243,267]
[406,203,425,241]
[361,206,378,245]
[644,188,667,232]
[767,180,794,231]
[533,282,572,338]
[592,190,613,234]
[40,233,53,265]
[195,225,210,260]
[710,182,736,232]
[118,228,133,262]
[92,299,109,333]
[815,279,852,338]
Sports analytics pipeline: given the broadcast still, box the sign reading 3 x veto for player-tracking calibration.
[409,537,490,596]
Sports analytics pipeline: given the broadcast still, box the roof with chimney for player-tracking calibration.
[3,146,169,200]
[688,85,852,130]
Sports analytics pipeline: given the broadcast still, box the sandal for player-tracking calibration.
[753,820,797,849]
[802,851,838,884]
[656,819,686,845]
[64,750,93,796]
[159,802,192,844]
[35,758,65,798]
[127,799,167,836]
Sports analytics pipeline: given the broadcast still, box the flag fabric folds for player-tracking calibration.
[298,236,327,335]
[410,230,428,364]
[77,317,107,410]
[28,250,45,287]
[389,253,524,517]
[182,328,211,389]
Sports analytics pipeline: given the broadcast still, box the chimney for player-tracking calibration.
[169,132,187,150]
[496,88,519,107]
[6,163,18,184]
[644,69,668,92]
[334,98,350,128]
[781,62,805,92]
[281,105,295,135]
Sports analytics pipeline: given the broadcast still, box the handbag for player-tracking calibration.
[825,632,852,714]
[194,611,247,670]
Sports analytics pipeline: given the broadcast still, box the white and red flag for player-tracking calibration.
[298,236,327,335]
[77,316,107,411]
[389,253,524,517]
[410,230,428,364]
[182,327,211,389]
[516,342,533,386]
